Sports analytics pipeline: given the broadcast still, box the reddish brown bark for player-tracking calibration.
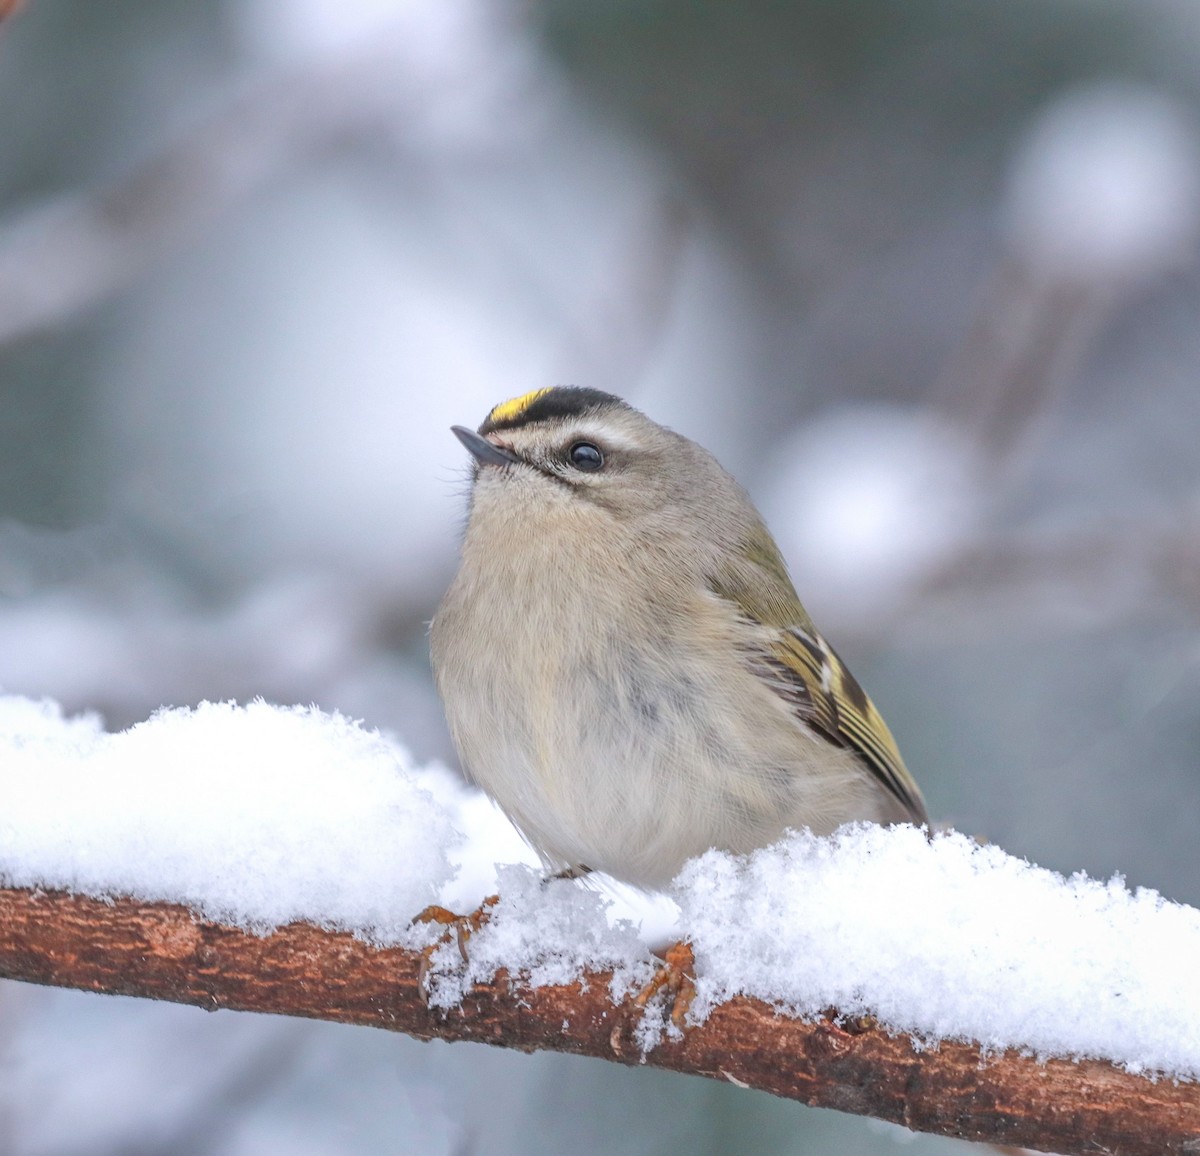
[0,885,1196,1155]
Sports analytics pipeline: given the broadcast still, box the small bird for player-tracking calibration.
[431,388,927,893]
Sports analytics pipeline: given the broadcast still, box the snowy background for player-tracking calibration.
[2,0,1200,1152]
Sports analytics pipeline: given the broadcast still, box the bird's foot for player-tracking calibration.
[411,895,498,993]
[612,940,697,1052]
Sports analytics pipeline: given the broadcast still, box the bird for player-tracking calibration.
[430,387,927,896]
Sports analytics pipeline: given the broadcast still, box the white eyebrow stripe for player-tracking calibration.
[563,421,640,454]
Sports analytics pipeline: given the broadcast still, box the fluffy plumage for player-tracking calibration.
[431,389,927,890]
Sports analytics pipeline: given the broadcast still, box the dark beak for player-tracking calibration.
[451,425,521,468]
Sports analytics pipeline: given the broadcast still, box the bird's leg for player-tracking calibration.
[629,940,697,1030]
[544,864,592,883]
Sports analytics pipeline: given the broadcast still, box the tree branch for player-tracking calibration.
[1,886,1196,1154]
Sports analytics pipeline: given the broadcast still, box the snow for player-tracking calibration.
[0,697,458,943]
[677,825,1200,1080]
[421,865,655,1011]
[2,694,1199,1081]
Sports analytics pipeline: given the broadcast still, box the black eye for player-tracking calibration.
[568,441,604,471]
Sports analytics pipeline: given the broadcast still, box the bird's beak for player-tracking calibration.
[451,425,521,467]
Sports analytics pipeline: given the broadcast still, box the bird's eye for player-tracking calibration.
[568,441,604,471]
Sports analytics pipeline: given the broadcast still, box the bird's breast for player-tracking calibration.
[432,510,746,884]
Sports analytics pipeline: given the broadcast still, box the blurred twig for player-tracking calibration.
[0,6,690,404]
[902,509,1200,642]
[0,885,1197,1156]
[896,224,1197,648]
[0,1,559,350]
[932,258,1104,472]
[0,44,404,346]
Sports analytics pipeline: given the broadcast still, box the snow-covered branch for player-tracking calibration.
[0,884,1196,1156]
[2,697,1199,1154]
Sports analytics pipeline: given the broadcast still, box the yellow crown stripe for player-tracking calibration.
[487,388,553,426]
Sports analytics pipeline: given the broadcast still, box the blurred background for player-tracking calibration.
[2,0,1199,1151]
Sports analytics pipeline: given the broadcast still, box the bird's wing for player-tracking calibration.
[708,534,929,826]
